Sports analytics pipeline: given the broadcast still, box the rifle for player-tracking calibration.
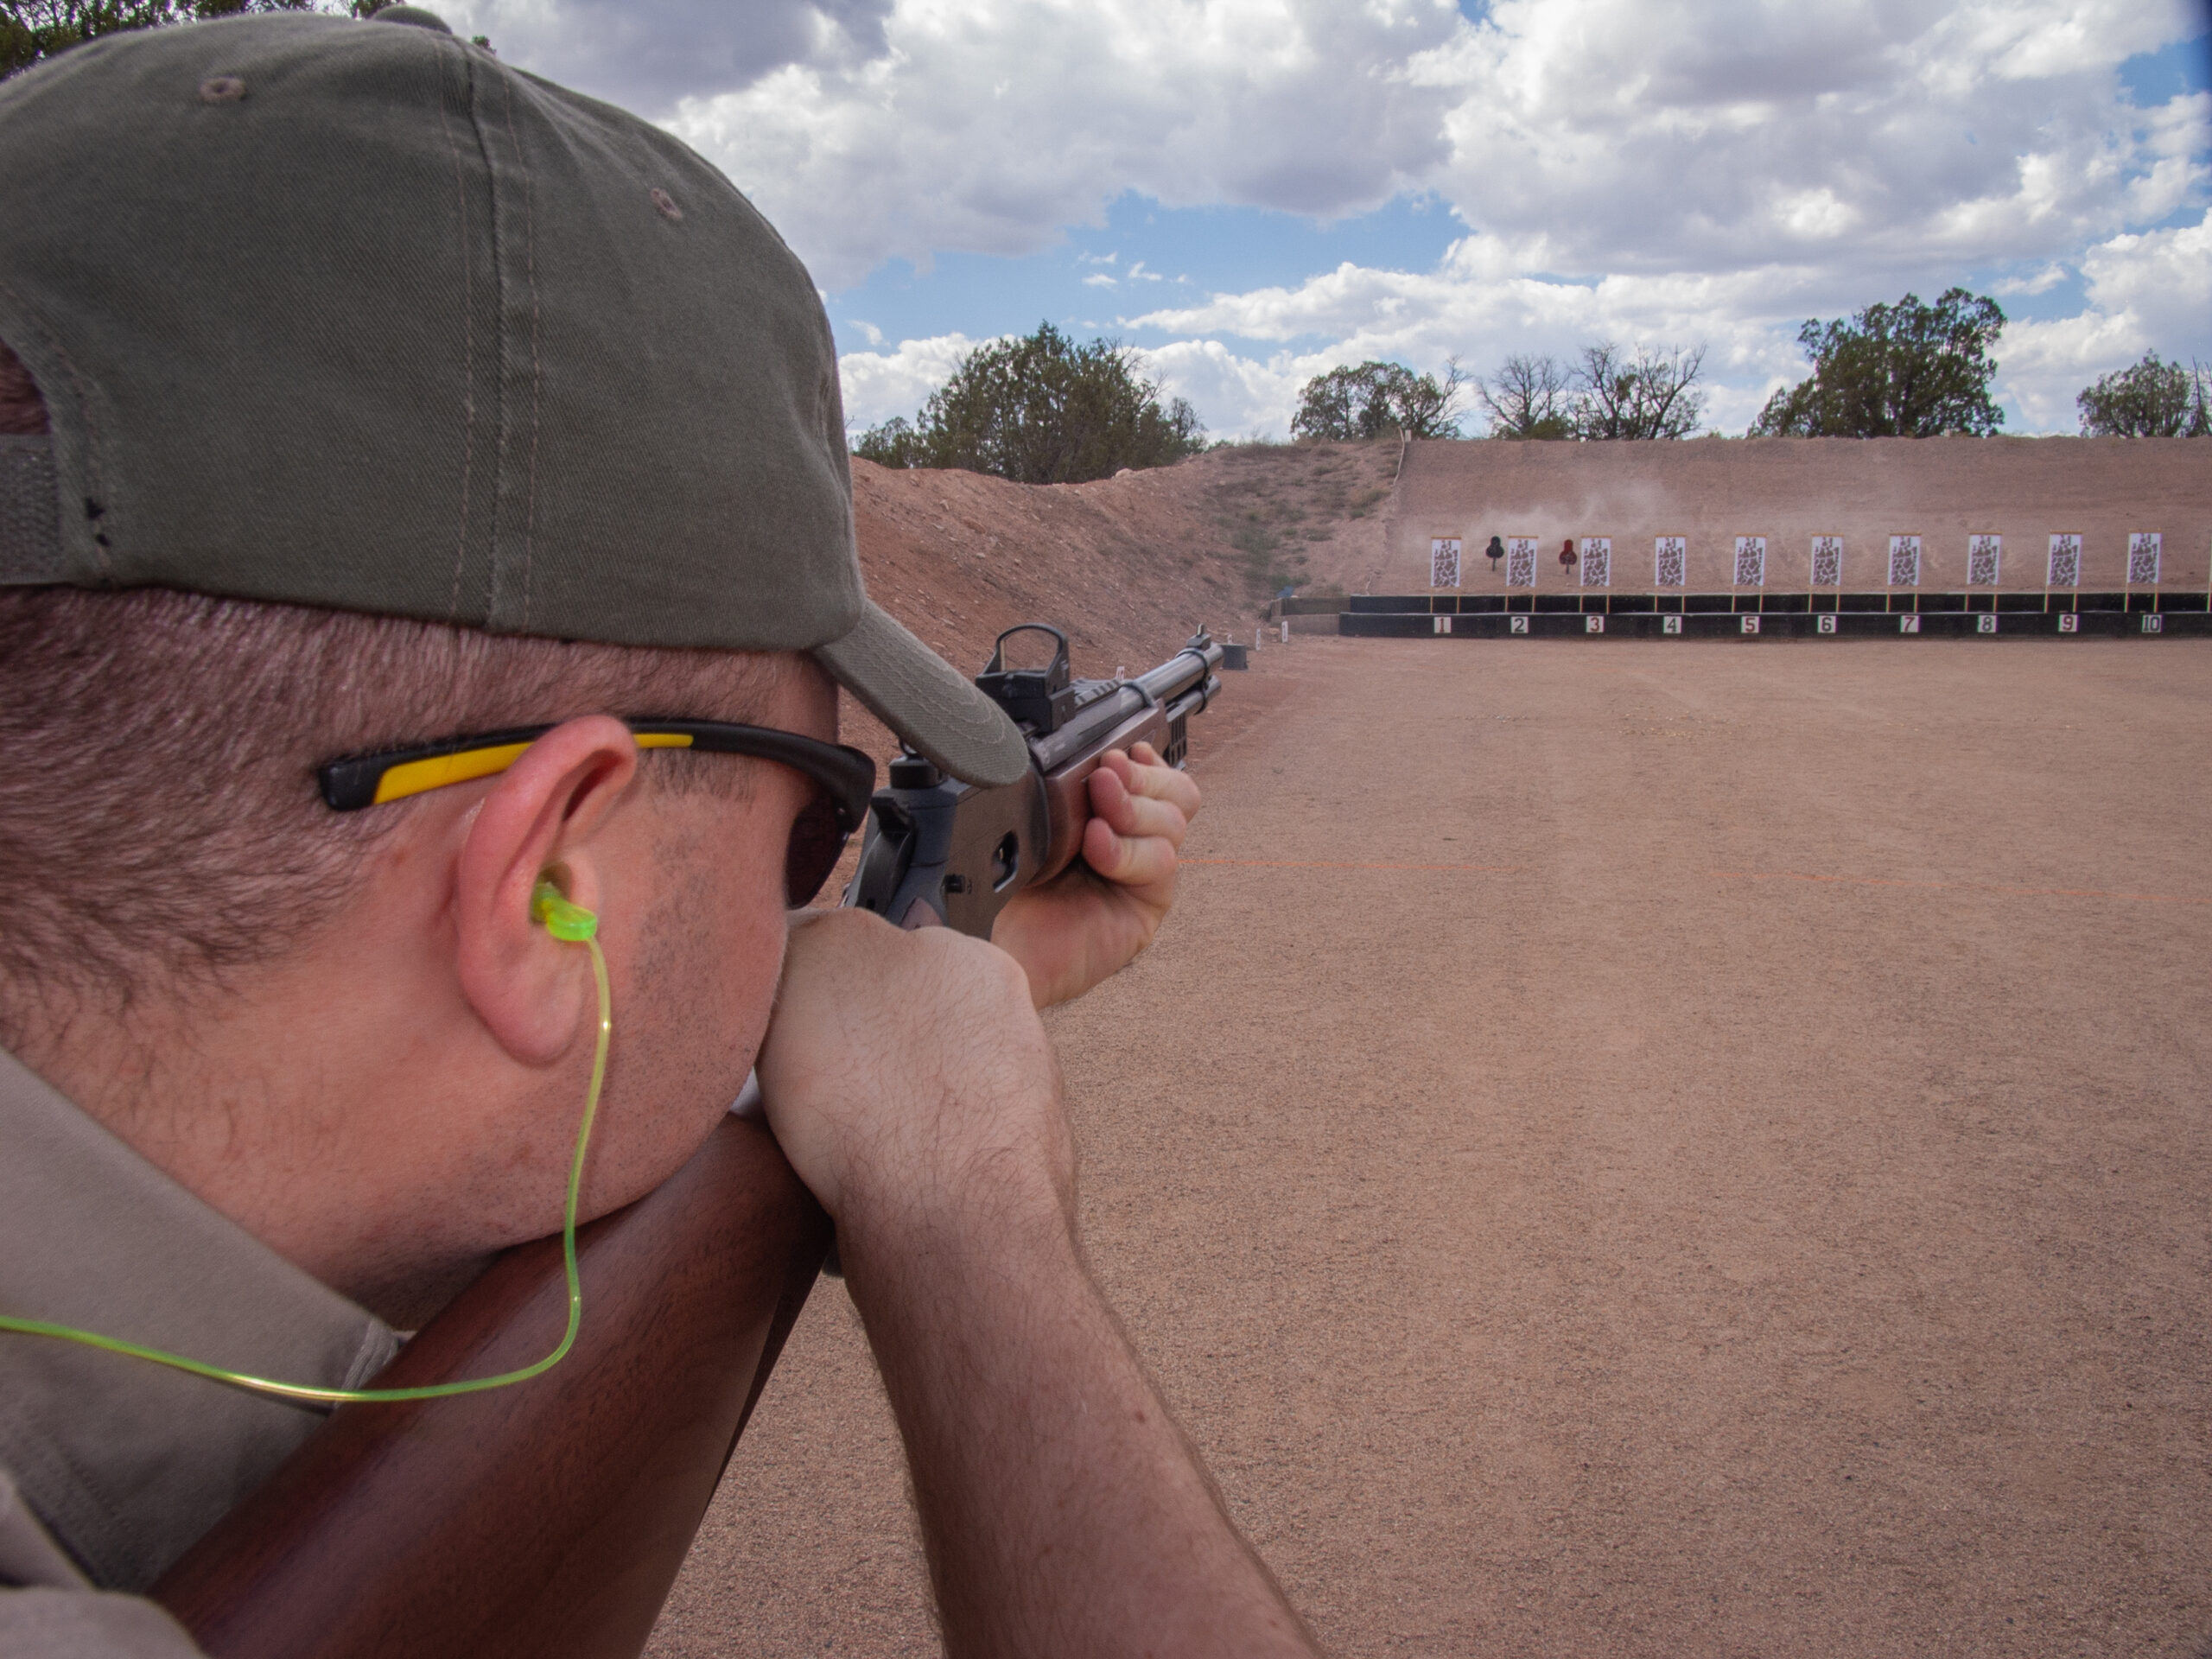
[151,626,1224,1659]
[849,626,1224,932]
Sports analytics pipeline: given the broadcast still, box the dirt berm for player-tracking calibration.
[843,442,1397,736]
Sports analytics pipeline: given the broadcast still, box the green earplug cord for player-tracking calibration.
[0,880,608,1405]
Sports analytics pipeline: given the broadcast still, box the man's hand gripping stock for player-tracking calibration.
[756,749,1322,1658]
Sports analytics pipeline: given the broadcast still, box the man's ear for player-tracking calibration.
[454,716,639,1065]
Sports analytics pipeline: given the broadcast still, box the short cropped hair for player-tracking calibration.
[0,353,786,1040]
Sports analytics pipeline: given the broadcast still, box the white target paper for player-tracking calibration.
[1887,535,1922,587]
[1733,537,1767,587]
[2047,533,2082,588]
[1505,537,1538,588]
[1967,534,2001,586]
[1430,537,1462,588]
[1580,537,1611,587]
[1655,537,1688,587]
[2127,532,2162,585]
[1810,535,1844,587]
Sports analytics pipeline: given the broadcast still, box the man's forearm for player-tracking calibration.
[843,1188,1319,1659]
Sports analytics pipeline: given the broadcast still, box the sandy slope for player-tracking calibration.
[845,441,1400,750]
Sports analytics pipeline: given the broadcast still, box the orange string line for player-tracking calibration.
[1708,870,2211,907]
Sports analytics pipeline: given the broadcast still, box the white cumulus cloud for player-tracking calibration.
[457,0,2210,437]
[434,0,895,113]
[838,332,990,429]
[667,0,1465,289]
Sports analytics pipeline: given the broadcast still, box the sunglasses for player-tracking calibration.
[318,720,878,908]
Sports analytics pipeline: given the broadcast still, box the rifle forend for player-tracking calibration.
[848,626,1224,938]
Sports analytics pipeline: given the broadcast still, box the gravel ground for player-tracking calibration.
[649,637,2212,1659]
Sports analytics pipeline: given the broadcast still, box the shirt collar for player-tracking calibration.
[0,1048,398,1592]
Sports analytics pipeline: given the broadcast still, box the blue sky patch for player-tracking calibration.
[831,193,1468,359]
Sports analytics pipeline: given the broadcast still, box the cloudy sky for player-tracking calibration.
[443,0,2209,439]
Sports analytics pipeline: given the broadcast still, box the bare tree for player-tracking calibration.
[1570,342,1707,440]
[1475,354,1573,439]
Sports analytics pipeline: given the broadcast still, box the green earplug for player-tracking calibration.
[532,880,599,942]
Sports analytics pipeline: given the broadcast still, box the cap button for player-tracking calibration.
[370,5,454,32]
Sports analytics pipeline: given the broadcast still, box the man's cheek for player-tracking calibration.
[730,920,788,1077]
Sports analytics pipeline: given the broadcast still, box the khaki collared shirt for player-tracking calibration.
[0,1048,400,1656]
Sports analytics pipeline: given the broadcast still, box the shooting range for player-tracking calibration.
[1338,442,2210,639]
[662,436,2212,1659]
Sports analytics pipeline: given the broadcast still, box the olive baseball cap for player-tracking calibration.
[0,8,1028,787]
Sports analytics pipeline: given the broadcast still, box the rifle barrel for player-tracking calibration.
[1130,636,1224,704]
[1029,635,1224,773]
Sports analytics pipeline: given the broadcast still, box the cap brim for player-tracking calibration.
[814,601,1031,787]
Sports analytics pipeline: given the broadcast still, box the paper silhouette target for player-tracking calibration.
[1430,537,1462,588]
[1655,537,1688,587]
[1888,536,1922,587]
[1733,537,1767,587]
[1967,535,2001,586]
[1810,536,1843,587]
[1580,538,1611,587]
[2128,532,2161,585]
[1505,538,1538,588]
[2047,534,2082,588]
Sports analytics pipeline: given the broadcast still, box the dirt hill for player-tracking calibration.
[845,440,1399,754]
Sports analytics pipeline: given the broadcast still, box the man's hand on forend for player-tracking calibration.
[990,741,1202,1008]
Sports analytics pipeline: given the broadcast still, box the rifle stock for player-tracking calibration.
[152,1114,828,1659]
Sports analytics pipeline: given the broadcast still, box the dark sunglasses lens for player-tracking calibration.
[785,794,850,907]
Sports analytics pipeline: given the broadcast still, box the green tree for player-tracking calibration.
[852,322,1205,484]
[2075,352,2209,436]
[1750,288,2006,437]
[1289,359,1465,442]
[1474,353,1573,439]
[1567,341,1706,440]
[1,0,359,79]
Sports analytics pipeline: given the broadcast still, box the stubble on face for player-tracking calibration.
[556,658,842,1224]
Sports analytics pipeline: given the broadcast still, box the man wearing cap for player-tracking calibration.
[0,9,1319,1656]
